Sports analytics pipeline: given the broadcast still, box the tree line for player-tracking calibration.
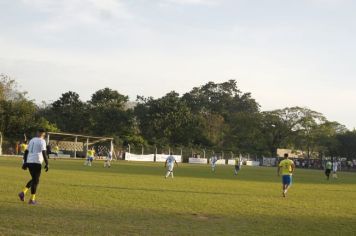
[1,74,356,159]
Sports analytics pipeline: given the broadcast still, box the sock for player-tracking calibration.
[171,172,174,178]
[22,187,29,194]
[165,171,170,178]
[30,194,36,201]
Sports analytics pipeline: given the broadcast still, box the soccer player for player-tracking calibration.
[53,143,60,160]
[85,148,95,166]
[332,159,338,179]
[104,150,113,168]
[234,157,241,175]
[210,155,218,172]
[325,160,332,180]
[19,141,28,155]
[277,154,295,198]
[18,129,49,205]
[165,153,178,179]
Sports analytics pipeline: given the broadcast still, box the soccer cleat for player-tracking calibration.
[28,200,37,205]
[18,192,25,202]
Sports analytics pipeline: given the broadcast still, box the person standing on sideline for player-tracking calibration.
[165,153,178,179]
[277,154,295,198]
[104,150,113,168]
[210,155,218,172]
[325,160,332,180]
[234,157,241,176]
[18,129,49,205]
[53,143,60,160]
[332,159,338,179]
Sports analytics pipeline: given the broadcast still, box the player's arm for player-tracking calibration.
[42,140,49,172]
[42,150,49,172]
[22,150,29,170]
[291,163,295,174]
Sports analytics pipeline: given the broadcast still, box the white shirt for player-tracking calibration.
[333,162,338,172]
[211,156,217,164]
[166,155,176,166]
[27,137,47,164]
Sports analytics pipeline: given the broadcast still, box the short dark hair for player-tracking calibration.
[37,128,46,133]
[284,153,289,158]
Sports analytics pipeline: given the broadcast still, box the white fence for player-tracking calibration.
[189,158,208,164]
[125,153,155,162]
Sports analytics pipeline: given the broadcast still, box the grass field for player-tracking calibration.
[0,157,355,236]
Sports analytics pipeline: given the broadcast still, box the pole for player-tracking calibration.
[203,149,206,159]
[128,144,131,154]
[74,136,78,159]
[0,132,2,156]
[86,138,89,158]
[141,144,144,155]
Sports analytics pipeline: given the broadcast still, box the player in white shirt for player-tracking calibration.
[332,160,338,179]
[210,155,218,172]
[104,150,113,168]
[165,153,178,179]
[18,129,49,205]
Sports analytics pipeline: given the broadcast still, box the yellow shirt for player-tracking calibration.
[87,150,95,157]
[20,144,28,153]
[279,159,294,176]
[53,146,59,153]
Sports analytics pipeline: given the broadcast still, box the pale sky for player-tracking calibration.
[0,0,355,129]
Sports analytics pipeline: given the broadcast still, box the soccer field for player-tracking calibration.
[0,157,355,236]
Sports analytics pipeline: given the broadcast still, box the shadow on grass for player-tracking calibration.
[0,203,355,236]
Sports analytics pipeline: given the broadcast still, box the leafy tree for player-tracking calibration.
[88,88,133,137]
[45,91,89,133]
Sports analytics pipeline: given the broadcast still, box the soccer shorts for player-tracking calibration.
[325,169,331,176]
[167,164,174,172]
[282,175,292,185]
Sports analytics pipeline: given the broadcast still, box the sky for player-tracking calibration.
[0,0,356,129]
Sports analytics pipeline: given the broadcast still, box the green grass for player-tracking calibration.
[0,157,355,236]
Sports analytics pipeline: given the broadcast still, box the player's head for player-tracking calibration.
[37,128,46,138]
[284,153,289,159]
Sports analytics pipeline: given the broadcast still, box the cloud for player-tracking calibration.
[161,0,219,6]
[20,0,133,32]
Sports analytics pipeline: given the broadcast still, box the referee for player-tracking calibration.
[18,129,49,205]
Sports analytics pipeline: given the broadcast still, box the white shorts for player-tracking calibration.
[167,165,174,172]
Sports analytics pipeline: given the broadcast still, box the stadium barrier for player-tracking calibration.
[246,161,260,166]
[227,160,236,165]
[125,153,155,162]
[189,158,208,164]
[216,159,226,165]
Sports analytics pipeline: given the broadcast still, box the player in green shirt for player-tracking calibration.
[325,161,332,180]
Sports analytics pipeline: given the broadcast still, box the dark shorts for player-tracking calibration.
[235,165,240,171]
[325,169,331,175]
[282,175,292,185]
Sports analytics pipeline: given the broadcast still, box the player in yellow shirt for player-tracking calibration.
[20,142,28,155]
[85,148,95,166]
[53,144,60,160]
[278,153,295,197]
